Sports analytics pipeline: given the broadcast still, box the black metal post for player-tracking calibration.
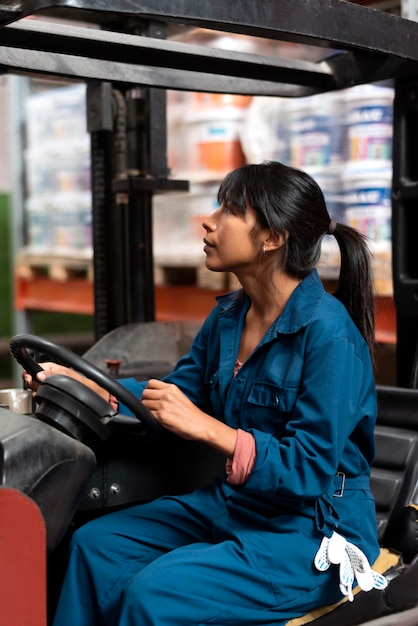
[392,78,418,387]
[87,81,129,339]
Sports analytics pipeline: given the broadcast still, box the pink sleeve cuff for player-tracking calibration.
[226,429,256,485]
[108,394,119,411]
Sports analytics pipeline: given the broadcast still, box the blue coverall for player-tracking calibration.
[53,269,380,626]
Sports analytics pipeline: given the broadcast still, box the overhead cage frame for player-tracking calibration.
[1,0,418,386]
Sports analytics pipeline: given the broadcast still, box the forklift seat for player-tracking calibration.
[374,386,418,553]
[372,423,418,545]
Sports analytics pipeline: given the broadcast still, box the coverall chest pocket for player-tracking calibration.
[246,381,298,434]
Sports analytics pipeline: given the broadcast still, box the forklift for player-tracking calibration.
[2,2,418,624]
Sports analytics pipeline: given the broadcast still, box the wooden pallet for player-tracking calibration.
[154,264,240,291]
[15,251,93,282]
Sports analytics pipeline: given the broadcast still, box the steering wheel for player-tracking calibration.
[9,334,162,442]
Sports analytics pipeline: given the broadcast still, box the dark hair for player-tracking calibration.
[217,162,375,356]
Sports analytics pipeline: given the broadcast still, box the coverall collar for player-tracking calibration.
[216,269,326,336]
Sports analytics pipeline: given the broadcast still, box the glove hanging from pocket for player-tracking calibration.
[314,531,388,602]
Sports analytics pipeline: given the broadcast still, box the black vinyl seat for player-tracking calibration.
[372,425,418,544]
[373,386,418,553]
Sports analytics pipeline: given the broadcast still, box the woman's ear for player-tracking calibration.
[263,230,288,253]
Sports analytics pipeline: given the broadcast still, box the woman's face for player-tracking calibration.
[202,202,265,274]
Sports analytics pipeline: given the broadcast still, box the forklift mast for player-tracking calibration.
[0,1,417,385]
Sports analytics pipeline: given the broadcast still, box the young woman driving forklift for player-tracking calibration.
[24,161,385,626]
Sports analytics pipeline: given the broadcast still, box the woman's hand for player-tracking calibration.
[22,362,109,401]
[141,379,237,456]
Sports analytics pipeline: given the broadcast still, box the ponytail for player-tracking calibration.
[330,222,375,358]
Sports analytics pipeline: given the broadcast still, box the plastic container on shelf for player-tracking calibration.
[343,83,394,162]
[167,91,250,178]
[25,138,90,197]
[48,191,92,253]
[25,150,48,197]
[190,112,246,174]
[24,82,92,258]
[53,141,91,193]
[25,83,88,149]
[168,109,247,178]
[167,117,190,174]
[305,165,346,223]
[152,184,220,266]
[288,91,345,168]
[25,194,92,253]
[24,81,92,259]
[188,183,221,245]
[189,93,252,111]
[25,196,54,252]
[240,96,290,164]
[153,195,197,266]
[341,164,392,242]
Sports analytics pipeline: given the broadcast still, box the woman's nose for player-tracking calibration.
[202,215,215,232]
[202,206,221,232]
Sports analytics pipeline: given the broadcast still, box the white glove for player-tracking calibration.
[314,531,388,602]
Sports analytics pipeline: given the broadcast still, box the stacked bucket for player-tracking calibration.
[239,82,394,293]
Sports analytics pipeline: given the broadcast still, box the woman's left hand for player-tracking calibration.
[141,379,237,456]
[22,361,110,402]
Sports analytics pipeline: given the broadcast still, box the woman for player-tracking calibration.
[25,161,382,625]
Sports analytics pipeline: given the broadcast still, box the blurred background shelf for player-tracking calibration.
[14,270,397,344]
